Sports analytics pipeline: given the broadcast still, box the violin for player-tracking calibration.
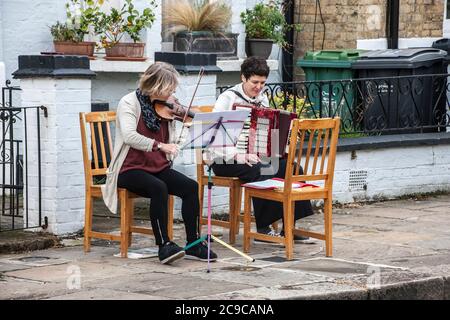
[153,96,196,122]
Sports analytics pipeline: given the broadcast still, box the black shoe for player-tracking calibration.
[185,240,218,262]
[254,226,281,243]
[158,241,185,265]
[280,231,317,244]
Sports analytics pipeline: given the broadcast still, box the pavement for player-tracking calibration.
[1,193,450,300]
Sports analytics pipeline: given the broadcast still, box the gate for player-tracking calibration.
[0,80,47,232]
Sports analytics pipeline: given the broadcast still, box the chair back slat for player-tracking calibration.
[90,122,100,169]
[106,122,114,156]
[97,122,108,170]
[320,128,330,174]
[79,111,117,186]
[285,118,340,191]
[311,129,322,174]
[294,127,305,175]
[302,129,315,174]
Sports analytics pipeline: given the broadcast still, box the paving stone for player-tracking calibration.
[4,261,144,284]
[45,288,166,300]
[274,258,400,279]
[193,282,368,300]
[85,273,255,299]
[188,266,331,288]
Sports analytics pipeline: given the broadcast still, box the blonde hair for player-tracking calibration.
[139,62,179,97]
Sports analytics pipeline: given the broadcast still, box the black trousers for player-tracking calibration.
[212,159,314,229]
[117,168,199,245]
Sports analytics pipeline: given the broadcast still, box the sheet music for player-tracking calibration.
[182,110,250,150]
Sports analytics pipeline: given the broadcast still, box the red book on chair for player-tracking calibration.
[242,177,319,190]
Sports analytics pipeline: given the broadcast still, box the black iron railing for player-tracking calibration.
[0,80,47,232]
[218,74,450,136]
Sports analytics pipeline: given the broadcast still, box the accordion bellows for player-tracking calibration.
[232,104,297,158]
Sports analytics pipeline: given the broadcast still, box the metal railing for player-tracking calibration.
[218,73,450,136]
[0,81,47,232]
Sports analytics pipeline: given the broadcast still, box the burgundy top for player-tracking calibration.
[120,115,170,174]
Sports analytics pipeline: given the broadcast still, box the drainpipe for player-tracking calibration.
[386,0,399,49]
[282,0,294,82]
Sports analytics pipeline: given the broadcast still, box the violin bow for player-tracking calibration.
[176,67,205,144]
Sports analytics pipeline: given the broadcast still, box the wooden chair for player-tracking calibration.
[194,105,277,243]
[243,117,340,260]
[79,111,174,258]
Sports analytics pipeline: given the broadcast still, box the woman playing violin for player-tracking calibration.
[102,61,217,265]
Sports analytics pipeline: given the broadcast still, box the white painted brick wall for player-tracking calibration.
[0,62,5,89]
[1,0,66,85]
[332,145,450,204]
[232,0,247,58]
[20,77,91,235]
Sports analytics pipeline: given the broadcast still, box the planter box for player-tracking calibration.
[53,41,95,57]
[173,31,238,60]
[105,42,146,60]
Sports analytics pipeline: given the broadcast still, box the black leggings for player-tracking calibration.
[117,168,199,245]
[212,159,314,229]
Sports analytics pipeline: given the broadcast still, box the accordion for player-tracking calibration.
[232,104,297,158]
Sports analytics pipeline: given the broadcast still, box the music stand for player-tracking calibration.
[181,110,255,272]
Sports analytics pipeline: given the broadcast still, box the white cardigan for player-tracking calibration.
[101,91,177,214]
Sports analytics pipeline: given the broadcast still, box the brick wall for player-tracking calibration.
[399,0,444,38]
[295,0,444,78]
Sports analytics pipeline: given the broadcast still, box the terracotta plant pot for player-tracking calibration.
[53,41,96,56]
[105,42,146,59]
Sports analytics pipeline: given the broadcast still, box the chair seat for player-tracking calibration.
[245,186,329,201]
[199,175,241,187]
[89,185,140,198]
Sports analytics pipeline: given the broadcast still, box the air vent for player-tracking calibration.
[349,170,368,191]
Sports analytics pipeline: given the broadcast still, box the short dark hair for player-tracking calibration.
[240,57,270,80]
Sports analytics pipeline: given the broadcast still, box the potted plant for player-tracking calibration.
[50,0,103,57]
[240,0,301,59]
[270,92,316,119]
[164,0,238,59]
[94,0,157,60]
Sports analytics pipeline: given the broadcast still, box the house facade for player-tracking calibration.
[1,1,450,235]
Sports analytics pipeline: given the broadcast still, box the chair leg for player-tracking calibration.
[324,198,333,257]
[127,197,134,248]
[235,186,242,234]
[119,191,129,258]
[84,194,93,253]
[283,199,294,261]
[168,195,174,240]
[228,187,236,244]
[243,190,252,253]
